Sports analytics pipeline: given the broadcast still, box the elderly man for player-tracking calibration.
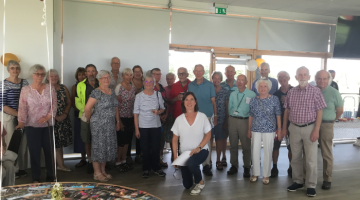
[188,64,217,176]
[251,62,278,95]
[170,67,191,119]
[282,66,326,197]
[220,65,238,93]
[75,64,99,174]
[109,57,123,89]
[227,75,256,176]
[315,70,343,190]
[328,70,339,91]
[271,71,293,178]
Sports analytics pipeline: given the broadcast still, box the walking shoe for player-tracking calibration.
[202,165,213,176]
[353,139,360,147]
[154,169,166,177]
[243,167,251,178]
[307,188,316,197]
[142,170,150,178]
[287,166,292,178]
[321,181,331,190]
[123,163,134,170]
[287,182,304,191]
[135,155,143,164]
[15,170,27,179]
[270,167,279,178]
[126,156,133,165]
[190,183,205,195]
[115,164,128,172]
[227,166,238,175]
[86,162,94,174]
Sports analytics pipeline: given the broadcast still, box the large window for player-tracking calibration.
[215,64,246,81]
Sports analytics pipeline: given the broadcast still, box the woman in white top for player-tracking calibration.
[171,92,211,196]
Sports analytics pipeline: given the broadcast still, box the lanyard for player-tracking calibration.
[180,81,187,93]
[236,93,245,110]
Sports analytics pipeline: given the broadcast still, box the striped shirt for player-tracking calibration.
[284,84,326,124]
[133,91,165,128]
[0,79,29,112]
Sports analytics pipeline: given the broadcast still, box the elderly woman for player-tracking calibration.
[248,78,282,184]
[114,68,136,172]
[211,71,229,170]
[45,69,73,172]
[16,64,57,183]
[71,67,87,168]
[172,92,211,195]
[134,73,166,178]
[84,70,120,182]
[126,65,144,164]
[0,60,29,179]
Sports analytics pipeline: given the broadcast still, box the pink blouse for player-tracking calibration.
[18,84,57,127]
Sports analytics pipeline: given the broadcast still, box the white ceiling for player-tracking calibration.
[182,0,360,16]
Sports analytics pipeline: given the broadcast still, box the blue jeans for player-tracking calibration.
[139,127,162,171]
[181,149,209,189]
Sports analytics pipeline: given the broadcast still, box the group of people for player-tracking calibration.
[0,58,344,197]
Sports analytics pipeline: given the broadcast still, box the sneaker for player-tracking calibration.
[154,169,166,177]
[243,167,251,178]
[142,170,150,178]
[202,165,213,176]
[287,166,292,178]
[353,139,360,147]
[123,163,134,170]
[321,181,331,190]
[287,182,304,192]
[307,188,316,197]
[126,156,133,165]
[190,183,205,195]
[135,155,143,164]
[227,166,238,175]
[86,162,94,174]
[15,170,27,179]
[270,167,279,178]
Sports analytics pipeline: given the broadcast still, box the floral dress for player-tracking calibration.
[54,84,73,148]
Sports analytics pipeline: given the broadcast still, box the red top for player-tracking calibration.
[170,80,191,119]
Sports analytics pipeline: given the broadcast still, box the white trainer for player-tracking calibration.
[190,183,205,195]
[353,139,360,147]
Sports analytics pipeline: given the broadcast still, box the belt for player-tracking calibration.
[230,116,249,119]
[293,121,315,127]
[322,120,334,123]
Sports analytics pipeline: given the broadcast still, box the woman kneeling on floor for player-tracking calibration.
[171,92,211,195]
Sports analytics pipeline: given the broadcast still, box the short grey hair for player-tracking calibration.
[211,71,223,82]
[277,71,290,78]
[144,73,156,87]
[45,69,60,84]
[178,67,188,73]
[96,70,110,79]
[194,64,204,71]
[260,62,270,70]
[122,68,133,77]
[255,78,272,92]
[166,72,176,79]
[29,64,46,75]
[7,60,21,71]
[315,70,333,85]
[296,66,310,76]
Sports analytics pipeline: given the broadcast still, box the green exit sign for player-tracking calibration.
[215,7,226,15]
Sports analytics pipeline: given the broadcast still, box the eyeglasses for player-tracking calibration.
[9,67,20,71]
[111,62,120,65]
[177,73,188,77]
[33,73,46,77]
[144,81,153,84]
[100,77,111,80]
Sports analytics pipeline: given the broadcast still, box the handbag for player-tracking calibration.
[13,79,24,126]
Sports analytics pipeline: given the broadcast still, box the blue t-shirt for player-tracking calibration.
[249,95,281,133]
[188,78,216,117]
[251,77,279,96]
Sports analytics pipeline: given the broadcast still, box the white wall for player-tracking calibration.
[0,0,53,80]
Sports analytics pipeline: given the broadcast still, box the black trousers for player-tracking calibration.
[139,127,161,171]
[127,133,141,156]
[25,126,55,181]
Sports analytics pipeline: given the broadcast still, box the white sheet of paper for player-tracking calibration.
[171,151,192,166]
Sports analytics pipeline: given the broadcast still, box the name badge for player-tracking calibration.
[246,97,251,104]
[233,111,239,115]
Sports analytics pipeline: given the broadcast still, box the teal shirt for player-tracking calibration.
[321,86,343,121]
[188,78,216,117]
[228,88,256,117]
[220,79,238,94]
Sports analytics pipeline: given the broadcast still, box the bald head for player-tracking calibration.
[111,57,121,71]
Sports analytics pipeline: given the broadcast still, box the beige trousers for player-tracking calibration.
[228,117,251,168]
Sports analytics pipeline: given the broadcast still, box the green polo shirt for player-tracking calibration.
[228,88,256,117]
[322,86,343,121]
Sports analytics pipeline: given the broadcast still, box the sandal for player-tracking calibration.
[263,177,270,185]
[250,176,258,183]
[75,159,87,168]
[221,158,227,167]
[94,173,108,182]
[101,172,113,180]
[160,160,168,168]
[216,161,223,170]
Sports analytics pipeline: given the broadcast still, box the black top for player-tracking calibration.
[273,85,294,128]
[85,79,100,104]
[330,81,339,91]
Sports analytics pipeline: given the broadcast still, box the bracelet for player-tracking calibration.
[197,146,201,150]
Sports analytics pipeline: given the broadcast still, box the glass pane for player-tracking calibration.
[215,64,246,81]
[327,59,360,94]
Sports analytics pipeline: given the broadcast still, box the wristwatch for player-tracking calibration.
[197,146,202,150]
